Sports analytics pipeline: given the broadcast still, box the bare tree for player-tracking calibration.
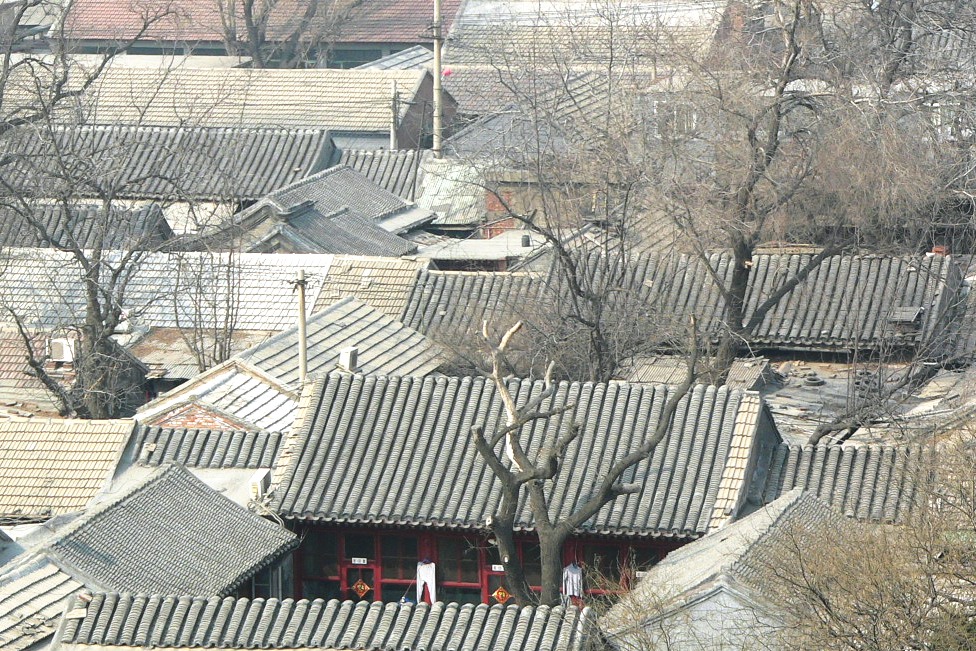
[216,0,365,68]
[448,0,971,382]
[470,319,697,606]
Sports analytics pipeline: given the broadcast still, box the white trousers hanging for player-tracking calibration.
[417,562,436,603]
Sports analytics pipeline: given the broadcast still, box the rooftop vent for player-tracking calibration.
[339,346,359,373]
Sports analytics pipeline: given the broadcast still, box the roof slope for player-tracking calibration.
[605,490,849,635]
[332,149,428,201]
[135,426,284,469]
[0,554,82,651]
[0,203,172,250]
[0,250,334,332]
[400,252,965,355]
[78,68,426,131]
[274,374,773,538]
[238,297,444,384]
[760,443,923,522]
[314,256,431,318]
[2,124,333,202]
[42,464,296,595]
[0,419,135,522]
[60,595,595,651]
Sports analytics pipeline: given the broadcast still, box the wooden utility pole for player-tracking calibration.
[295,269,308,384]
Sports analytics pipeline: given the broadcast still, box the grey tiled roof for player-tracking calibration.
[624,357,775,391]
[237,297,444,385]
[332,149,429,201]
[355,45,435,71]
[274,374,773,538]
[0,250,334,332]
[400,269,539,336]
[42,464,296,595]
[135,426,283,469]
[0,203,172,250]
[759,443,924,522]
[400,253,966,355]
[0,554,82,651]
[60,595,596,651]
[3,124,333,201]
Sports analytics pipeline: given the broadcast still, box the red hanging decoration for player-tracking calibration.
[491,586,512,604]
[352,579,371,598]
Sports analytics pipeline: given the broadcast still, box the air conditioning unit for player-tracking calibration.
[250,468,273,501]
[49,338,75,363]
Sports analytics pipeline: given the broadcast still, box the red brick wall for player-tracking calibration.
[149,403,247,430]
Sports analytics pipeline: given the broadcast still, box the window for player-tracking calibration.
[300,530,339,599]
[381,535,418,601]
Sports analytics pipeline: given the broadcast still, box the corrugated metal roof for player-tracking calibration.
[332,149,429,201]
[760,443,923,523]
[0,250,334,332]
[238,297,444,385]
[273,374,769,538]
[43,464,296,595]
[135,426,284,469]
[0,203,172,250]
[78,68,426,132]
[0,554,82,651]
[315,256,430,318]
[60,595,595,651]
[0,418,135,522]
[3,124,333,202]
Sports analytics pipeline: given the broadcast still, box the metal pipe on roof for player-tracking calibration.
[390,80,399,150]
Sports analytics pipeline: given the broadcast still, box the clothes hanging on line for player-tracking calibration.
[561,562,583,604]
[417,561,436,603]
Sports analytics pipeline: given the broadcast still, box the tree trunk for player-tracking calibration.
[716,235,752,381]
[538,530,568,606]
[494,514,535,606]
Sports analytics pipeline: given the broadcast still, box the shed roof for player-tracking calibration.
[273,374,775,538]
[2,124,333,202]
[78,67,427,132]
[0,418,135,523]
[41,464,296,595]
[59,595,595,651]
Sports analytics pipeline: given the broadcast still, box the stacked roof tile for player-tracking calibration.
[0,419,135,522]
[60,595,594,651]
[42,464,296,595]
[274,374,779,538]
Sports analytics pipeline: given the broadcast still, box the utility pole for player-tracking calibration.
[295,269,308,385]
[390,79,399,150]
[432,0,443,158]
